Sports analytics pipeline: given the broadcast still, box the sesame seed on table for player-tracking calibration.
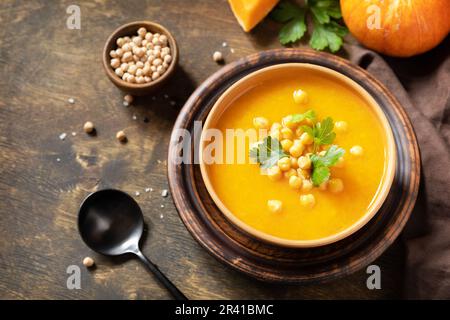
[0,0,407,300]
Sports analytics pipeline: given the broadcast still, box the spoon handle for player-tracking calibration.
[135,250,187,300]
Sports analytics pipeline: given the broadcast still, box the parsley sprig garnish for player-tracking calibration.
[249,136,288,169]
[270,0,348,52]
[310,145,345,186]
[302,116,335,152]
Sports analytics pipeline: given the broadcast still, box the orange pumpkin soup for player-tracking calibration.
[205,66,389,242]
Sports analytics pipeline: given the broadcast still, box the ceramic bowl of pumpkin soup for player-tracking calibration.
[199,63,396,248]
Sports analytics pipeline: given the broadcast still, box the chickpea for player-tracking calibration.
[289,175,303,189]
[152,37,161,46]
[136,76,145,84]
[213,51,223,62]
[300,194,315,208]
[280,139,293,152]
[334,121,348,133]
[124,94,134,104]
[301,179,313,192]
[128,64,137,75]
[253,117,270,130]
[122,43,131,52]
[159,35,168,45]
[143,65,151,75]
[298,156,311,169]
[83,121,95,134]
[135,68,143,77]
[267,200,283,213]
[116,37,125,47]
[162,47,171,55]
[152,71,160,80]
[290,156,299,169]
[123,36,131,43]
[115,68,124,77]
[164,54,172,64]
[137,48,146,58]
[110,50,117,58]
[281,127,294,140]
[115,48,124,58]
[145,32,153,41]
[334,156,345,168]
[83,257,95,268]
[156,65,166,74]
[132,36,142,46]
[328,178,344,193]
[293,89,308,104]
[110,58,120,69]
[289,141,304,157]
[127,74,136,83]
[267,166,282,181]
[282,115,297,129]
[300,132,313,145]
[137,27,147,37]
[277,157,291,171]
[116,130,127,142]
[122,72,130,81]
[120,63,129,72]
[122,51,133,62]
[153,58,163,66]
[284,168,297,179]
[136,61,144,68]
[350,145,364,156]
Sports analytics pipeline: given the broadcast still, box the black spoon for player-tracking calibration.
[77,189,187,300]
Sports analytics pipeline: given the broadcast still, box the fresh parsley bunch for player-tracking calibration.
[271,0,348,52]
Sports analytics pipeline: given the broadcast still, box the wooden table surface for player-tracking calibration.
[0,0,406,299]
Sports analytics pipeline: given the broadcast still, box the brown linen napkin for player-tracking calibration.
[344,37,450,299]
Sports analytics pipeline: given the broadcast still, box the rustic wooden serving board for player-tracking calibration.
[168,49,420,283]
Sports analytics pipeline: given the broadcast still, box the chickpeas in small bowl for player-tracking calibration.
[103,21,178,96]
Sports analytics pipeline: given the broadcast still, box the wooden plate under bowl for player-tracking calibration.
[167,49,420,283]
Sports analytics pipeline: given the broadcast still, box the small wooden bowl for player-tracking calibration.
[199,63,397,248]
[102,21,178,96]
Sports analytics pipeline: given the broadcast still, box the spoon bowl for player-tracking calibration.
[77,189,186,300]
[78,189,143,256]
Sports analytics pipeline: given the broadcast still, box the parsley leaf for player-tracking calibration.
[309,0,342,24]
[249,136,288,169]
[302,116,336,151]
[271,2,306,45]
[291,110,316,123]
[271,1,304,22]
[271,0,347,52]
[310,145,345,186]
[311,166,331,187]
[310,20,348,52]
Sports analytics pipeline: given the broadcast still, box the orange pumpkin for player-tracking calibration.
[341,0,450,57]
[228,0,280,32]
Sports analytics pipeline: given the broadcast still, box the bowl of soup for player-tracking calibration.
[199,63,396,248]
